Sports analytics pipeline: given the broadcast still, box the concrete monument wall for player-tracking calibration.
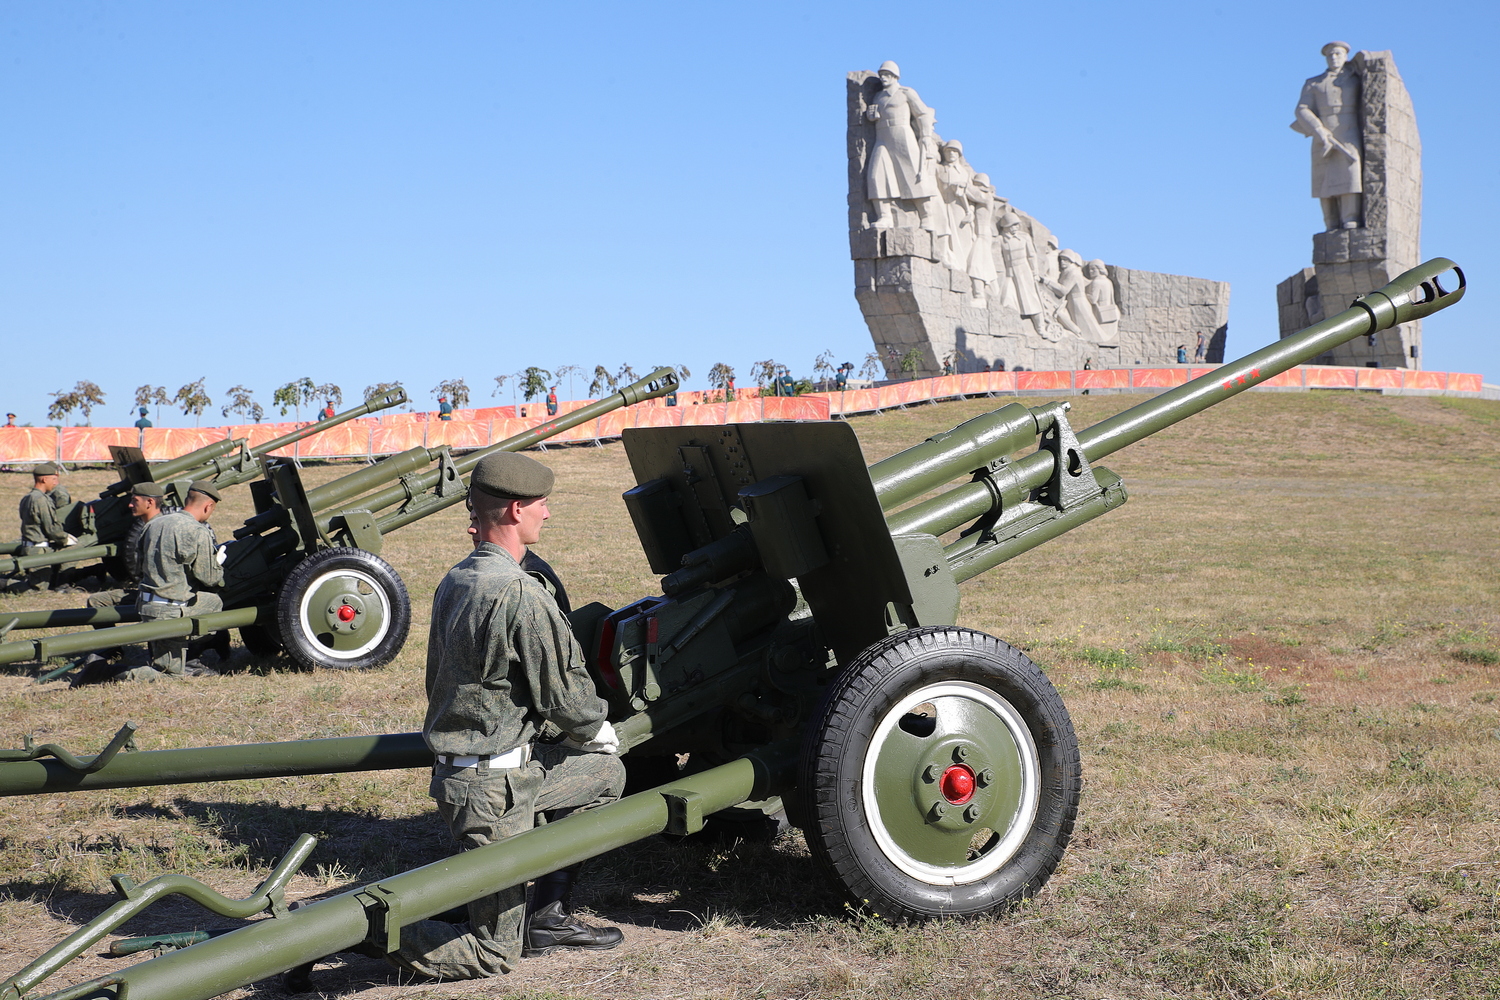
[1278,47,1422,367]
[848,65,1230,378]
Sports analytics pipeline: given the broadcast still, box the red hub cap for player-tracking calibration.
[336,604,357,623]
[939,763,976,804]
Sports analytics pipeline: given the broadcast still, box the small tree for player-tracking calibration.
[364,381,404,406]
[135,384,170,423]
[813,350,836,389]
[174,378,212,426]
[47,381,106,426]
[616,363,637,386]
[859,352,882,381]
[750,359,779,391]
[900,347,925,380]
[588,366,618,397]
[313,383,343,411]
[707,362,735,402]
[553,364,581,399]
[518,367,552,402]
[273,377,317,419]
[431,378,470,409]
[221,385,265,423]
[491,374,510,399]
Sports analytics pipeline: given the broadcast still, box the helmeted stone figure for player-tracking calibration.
[935,139,974,266]
[864,61,939,230]
[1044,250,1100,342]
[997,211,1050,339]
[1292,41,1363,231]
[1084,260,1121,348]
[964,172,999,303]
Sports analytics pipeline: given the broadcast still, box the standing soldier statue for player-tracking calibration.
[1292,41,1364,232]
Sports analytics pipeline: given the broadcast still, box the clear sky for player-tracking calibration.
[3,1,1495,426]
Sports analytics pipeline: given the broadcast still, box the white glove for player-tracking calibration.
[64,533,78,547]
[563,719,619,755]
[215,543,229,565]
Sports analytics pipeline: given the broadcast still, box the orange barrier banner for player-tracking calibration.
[422,420,490,451]
[1075,369,1129,390]
[761,396,831,421]
[926,375,963,399]
[463,406,516,421]
[593,410,630,440]
[141,428,225,461]
[1131,369,1188,389]
[1357,368,1403,389]
[1259,367,1303,388]
[1017,371,1071,392]
[681,403,729,425]
[59,427,136,463]
[1402,370,1447,391]
[299,424,375,458]
[1305,367,1357,389]
[1448,372,1482,393]
[370,424,426,454]
[0,428,58,465]
[631,405,685,429]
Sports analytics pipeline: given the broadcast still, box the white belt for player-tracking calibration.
[436,745,530,769]
[140,592,187,606]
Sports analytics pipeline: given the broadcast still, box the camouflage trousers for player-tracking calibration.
[122,592,223,680]
[387,743,625,980]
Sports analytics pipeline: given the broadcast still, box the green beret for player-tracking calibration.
[33,462,59,477]
[471,452,554,501]
[131,481,166,498]
[186,480,223,502]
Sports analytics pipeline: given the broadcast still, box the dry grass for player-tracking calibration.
[2,389,1499,999]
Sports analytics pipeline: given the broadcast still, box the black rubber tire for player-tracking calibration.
[798,626,1080,921]
[275,547,411,671]
[239,624,285,659]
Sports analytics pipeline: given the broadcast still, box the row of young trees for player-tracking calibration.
[38,351,894,428]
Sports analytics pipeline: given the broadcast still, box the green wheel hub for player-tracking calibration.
[861,680,1040,884]
[294,568,392,661]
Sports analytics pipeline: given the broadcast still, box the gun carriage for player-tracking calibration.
[0,261,1465,1000]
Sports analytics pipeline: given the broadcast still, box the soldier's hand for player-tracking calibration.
[563,719,620,755]
[215,543,229,566]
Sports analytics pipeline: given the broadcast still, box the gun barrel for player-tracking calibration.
[867,402,1043,510]
[103,437,240,495]
[20,746,791,1000]
[888,258,1465,538]
[246,386,407,459]
[0,542,116,577]
[0,606,264,667]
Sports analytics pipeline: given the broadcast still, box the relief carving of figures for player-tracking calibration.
[1084,259,1120,347]
[865,61,939,230]
[935,140,975,267]
[1042,250,1100,341]
[997,211,1052,339]
[964,172,999,304]
[1291,41,1363,231]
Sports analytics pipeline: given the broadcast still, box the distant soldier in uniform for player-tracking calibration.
[5,413,15,427]
[124,481,225,680]
[320,401,335,420]
[14,463,74,592]
[835,362,852,390]
[86,481,166,613]
[545,386,559,416]
[438,395,454,421]
[388,452,623,981]
[134,407,153,430]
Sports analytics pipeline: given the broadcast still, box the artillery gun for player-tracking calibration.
[0,387,408,584]
[0,369,679,671]
[0,261,1464,1000]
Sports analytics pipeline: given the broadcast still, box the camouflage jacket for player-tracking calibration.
[18,488,65,546]
[137,510,223,602]
[423,542,606,757]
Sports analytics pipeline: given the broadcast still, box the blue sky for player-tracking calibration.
[3,1,1495,425]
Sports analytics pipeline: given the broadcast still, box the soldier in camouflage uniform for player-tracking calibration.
[13,462,73,591]
[86,481,166,612]
[387,451,624,982]
[122,481,225,681]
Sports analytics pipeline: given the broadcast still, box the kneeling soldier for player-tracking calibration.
[125,481,225,680]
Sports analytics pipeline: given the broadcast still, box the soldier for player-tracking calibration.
[545,386,559,416]
[320,401,335,420]
[86,481,166,613]
[126,481,225,680]
[437,395,454,421]
[13,462,74,592]
[4,413,14,427]
[387,452,623,981]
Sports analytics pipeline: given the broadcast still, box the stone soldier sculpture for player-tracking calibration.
[386,451,624,981]
[1292,41,1363,232]
[997,212,1051,340]
[127,481,225,680]
[864,61,939,231]
[1084,260,1121,349]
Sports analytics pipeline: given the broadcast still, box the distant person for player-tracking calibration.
[134,407,152,429]
[546,386,559,416]
[725,376,736,402]
[126,481,225,680]
[835,362,852,390]
[1177,345,1188,364]
[1194,332,1207,362]
[4,413,15,427]
[12,462,74,592]
[438,395,454,421]
[663,386,677,407]
[321,401,336,420]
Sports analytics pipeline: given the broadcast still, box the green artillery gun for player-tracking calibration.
[0,387,408,584]
[0,369,679,671]
[0,260,1464,1000]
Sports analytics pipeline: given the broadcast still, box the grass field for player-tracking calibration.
[1,388,1498,1000]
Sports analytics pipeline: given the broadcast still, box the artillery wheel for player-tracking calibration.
[239,624,284,660]
[798,627,1079,921]
[276,547,411,671]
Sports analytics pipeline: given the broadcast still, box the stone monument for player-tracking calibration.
[1277,44,1422,368]
[848,63,1231,377]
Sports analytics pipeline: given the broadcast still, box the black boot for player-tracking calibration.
[524,868,622,956]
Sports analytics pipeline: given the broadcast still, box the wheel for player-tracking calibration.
[798,626,1080,921]
[275,547,411,671]
[239,624,285,659]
